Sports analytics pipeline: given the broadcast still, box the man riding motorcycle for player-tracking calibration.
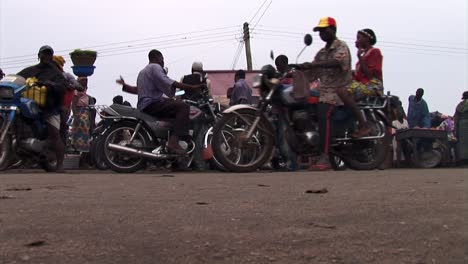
[298,17,370,171]
[17,45,68,172]
[116,49,203,154]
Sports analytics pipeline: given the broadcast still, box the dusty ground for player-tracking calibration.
[0,168,467,264]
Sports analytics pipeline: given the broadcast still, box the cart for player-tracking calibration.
[394,128,450,168]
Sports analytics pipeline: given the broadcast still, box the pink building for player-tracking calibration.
[205,70,260,105]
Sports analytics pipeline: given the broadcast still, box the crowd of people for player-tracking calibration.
[0,16,466,172]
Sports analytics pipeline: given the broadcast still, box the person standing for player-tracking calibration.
[438,115,456,164]
[407,88,430,128]
[70,77,91,153]
[454,91,468,164]
[229,70,252,106]
[391,109,409,166]
[0,68,5,80]
[17,45,67,172]
[271,54,298,171]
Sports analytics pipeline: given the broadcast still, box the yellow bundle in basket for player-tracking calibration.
[23,77,47,107]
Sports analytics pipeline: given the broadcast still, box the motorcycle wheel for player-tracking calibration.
[329,153,347,171]
[345,116,390,170]
[202,126,226,171]
[40,158,57,172]
[212,109,275,172]
[101,122,149,173]
[93,138,108,170]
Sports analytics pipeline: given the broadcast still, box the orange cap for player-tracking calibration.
[313,17,337,31]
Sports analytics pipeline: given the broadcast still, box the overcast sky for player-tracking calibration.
[0,0,466,115]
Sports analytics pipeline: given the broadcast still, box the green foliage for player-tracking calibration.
[69,49,97,57]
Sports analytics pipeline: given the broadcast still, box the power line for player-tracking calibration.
[0,25,240,61]
[251,35,467,57]
[256,25,468,49]
[231,41,244,69]
[251,0,272,32]
[0,30,242,67]
[98,31,240,54]
[82,25,239,50]
[249,0,269,24]
[1,38,239,70]
[251,30,468,55]
[81,38,239,57]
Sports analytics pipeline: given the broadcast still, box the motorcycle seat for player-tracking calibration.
[110,104,174,126]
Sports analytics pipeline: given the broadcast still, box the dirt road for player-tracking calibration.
[0,169,466,263]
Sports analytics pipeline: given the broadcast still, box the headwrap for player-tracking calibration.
[358,28,377,45]
[53,55,66,70]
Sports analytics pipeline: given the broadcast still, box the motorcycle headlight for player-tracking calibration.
[0,86,14,100]
[252,74,263,88]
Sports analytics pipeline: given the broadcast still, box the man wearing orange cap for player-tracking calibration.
[299,17,370,170]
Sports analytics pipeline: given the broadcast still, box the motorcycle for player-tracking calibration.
[211,35,392,172]
[87,117,112,170]
[179,89,225,171]
[98,88,223,173]
[0,75,58,171]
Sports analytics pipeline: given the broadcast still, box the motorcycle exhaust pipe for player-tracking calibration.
[335,133,385,142]
[107,143,178,159]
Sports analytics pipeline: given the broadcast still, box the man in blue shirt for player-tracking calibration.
[229,70,252,106]
[118,49,203,154]
[407,88,430,128]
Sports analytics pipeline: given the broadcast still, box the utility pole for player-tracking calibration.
[243,22,253,70]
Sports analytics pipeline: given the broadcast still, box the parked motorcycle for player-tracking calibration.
[0,75,58,171]
[98,88,223,173]
[211,35,392,172]
[180,89,225,171]
[87,116,112,170]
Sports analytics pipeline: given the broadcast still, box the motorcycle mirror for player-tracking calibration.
[296,34,313,63]
[304,34,313,46]
[270,50,275,61]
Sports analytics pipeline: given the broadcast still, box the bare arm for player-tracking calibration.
[122,83,138,94]
[357,50,372,78]
[71,94,78,117]
[172,81,202,92]
[116,76,138,94]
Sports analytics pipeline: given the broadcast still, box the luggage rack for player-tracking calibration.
[356,96,388,109]
[394,128,450,168]
[91,105,122,119]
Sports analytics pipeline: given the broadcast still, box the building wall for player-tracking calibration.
[205,70,260,106]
